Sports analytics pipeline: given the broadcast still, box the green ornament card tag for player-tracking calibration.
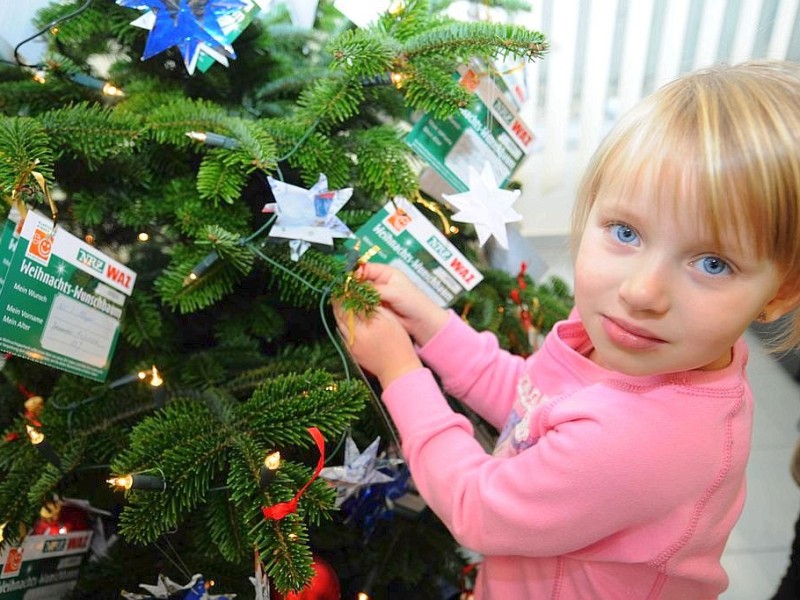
[406,60,535,195]
[345,197,482,307]
[0,211,137,382]
[0,215,21,291]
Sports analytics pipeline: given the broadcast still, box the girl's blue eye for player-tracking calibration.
[610,223,639,245]
[697,256,731,276]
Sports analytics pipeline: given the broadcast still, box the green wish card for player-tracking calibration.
[0,211,137,382]
[345,198,483,307]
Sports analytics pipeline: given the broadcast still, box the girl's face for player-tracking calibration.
[574,190,784,376]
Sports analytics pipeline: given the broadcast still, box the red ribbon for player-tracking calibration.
[261,427,326,521]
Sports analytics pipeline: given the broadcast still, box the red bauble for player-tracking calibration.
[275,554,340,600]
[32,502,90,536]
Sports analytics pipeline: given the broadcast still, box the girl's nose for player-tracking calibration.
[618,259,671,315]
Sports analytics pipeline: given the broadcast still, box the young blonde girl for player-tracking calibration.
[335,60,800,599]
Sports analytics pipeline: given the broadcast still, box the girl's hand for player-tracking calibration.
[358,263,449,345]
[333,303,422,388]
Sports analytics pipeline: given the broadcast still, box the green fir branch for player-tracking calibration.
[377,0,438,42]
[328,29,399,77]
[0,456,45,545]
[156,227,255,313]
[168,179,252,238]
[222,343,344,398]
[121,290,164,349]
[40,102,142,166]
[236,370,368,446]
[145,98,230,147]
[35,0,138,50]
[295,77,365,129]
[401,58,474,119]
[403,21,548,63]
[0,117,55,194]
[196,153,251,206]
[0,79,86,116]
[260,118,352,189]
[349,125,419,199]
[109,371,365,570]
[203,483,251,563]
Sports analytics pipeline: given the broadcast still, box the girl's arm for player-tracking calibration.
[342,264,527,427]
[415,310,527,430]
[381,369,729,557]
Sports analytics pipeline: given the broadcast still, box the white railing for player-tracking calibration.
[514,0,800,237]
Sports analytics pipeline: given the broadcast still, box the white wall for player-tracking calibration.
[0,0,55,66]
[513,0,800,238]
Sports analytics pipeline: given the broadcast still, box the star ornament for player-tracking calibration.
[118,0,247,74]
[122,573,235,599]
[264,174,354,260]
[319,435,394,507]
[442,162,522,249]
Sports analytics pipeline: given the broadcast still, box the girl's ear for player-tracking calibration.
[763,281,800,321]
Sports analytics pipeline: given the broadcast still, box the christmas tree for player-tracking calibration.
[0,1,566,597]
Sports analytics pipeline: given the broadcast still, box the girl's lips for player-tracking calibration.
[601,316,666,350]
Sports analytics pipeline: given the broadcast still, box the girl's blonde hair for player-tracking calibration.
[571,60,800,351]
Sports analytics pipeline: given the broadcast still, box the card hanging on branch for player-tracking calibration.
[0,211,137,382]
[407,59,536,200]
[344,196,483,307]
[263,174,354,261]
[442,162,522,250]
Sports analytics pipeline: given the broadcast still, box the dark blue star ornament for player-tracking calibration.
[117,0,249,74]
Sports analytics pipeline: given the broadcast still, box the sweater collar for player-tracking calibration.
[547,317,749,392]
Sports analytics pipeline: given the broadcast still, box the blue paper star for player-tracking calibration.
[117,0,247,72]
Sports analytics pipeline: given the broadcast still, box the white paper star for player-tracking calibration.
[319,435,394,506]
[249,550,270,600]
[126,574,235,599]
[442,162,522,249]
[265,174,354,261]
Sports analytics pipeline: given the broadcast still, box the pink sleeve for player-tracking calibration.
[381,370,736,557]
[416,311,526,430]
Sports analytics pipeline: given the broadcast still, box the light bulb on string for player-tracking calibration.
[26,425,61,468]
[106,368,148,388]
[389,72,406,88]
[357,567,377,600]
[107,472,166,491]
[259,451,281,490]
[185,131,240,149]
[149,365,166,409]
[183,250,220,286]
[67,73,124,97]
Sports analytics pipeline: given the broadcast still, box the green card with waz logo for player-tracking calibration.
[345,198,483,307]
[0,211,137,382]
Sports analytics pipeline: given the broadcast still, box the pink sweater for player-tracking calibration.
[382,312,753,599]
